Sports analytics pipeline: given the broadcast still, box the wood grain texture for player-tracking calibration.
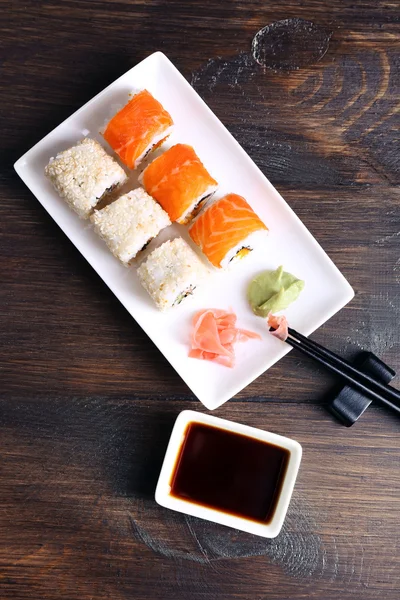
[0,0,399,598]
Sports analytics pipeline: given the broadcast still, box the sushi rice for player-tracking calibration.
[133,125,174,168]
[91,187,171,265]
[45,138,127,219]
[137,238,209,310]
[218,229,268,268]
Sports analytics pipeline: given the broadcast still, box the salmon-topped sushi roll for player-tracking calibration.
[189,194,268,269]
[103,90,173,169]
[139,144,218,224]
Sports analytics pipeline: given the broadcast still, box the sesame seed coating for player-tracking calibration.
[91,187,171,264]
[45,138,127,219]
[137,238,208,310]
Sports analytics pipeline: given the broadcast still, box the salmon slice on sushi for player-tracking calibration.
[189,193,268,268]
[139,144,218,224]
[103,90,173,169]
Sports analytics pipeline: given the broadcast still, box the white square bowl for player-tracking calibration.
[155,410,302,538]
[14,51,354,409]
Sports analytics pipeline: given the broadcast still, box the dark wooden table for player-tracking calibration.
[1,1,399,598]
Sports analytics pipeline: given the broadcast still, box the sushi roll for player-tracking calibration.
[45,138,127,219]
[189,193,268,268]
[139,144,218,224]
[137,238,208,311]
[103,90,173,169]
[91,187,171,265]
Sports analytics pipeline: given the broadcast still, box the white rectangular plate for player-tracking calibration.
[14,51,354,410]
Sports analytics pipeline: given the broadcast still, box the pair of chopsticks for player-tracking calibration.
[284,328,400,416]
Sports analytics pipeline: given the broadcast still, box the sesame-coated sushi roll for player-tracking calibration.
[91,188,170,265]
[45,138,127,219]
[189,193,268,269]
[103,90,173,169]
[137,238,208,311]
[139,144,218,224]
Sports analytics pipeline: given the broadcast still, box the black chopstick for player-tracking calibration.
[288,328,400,403]
[283,328,400,415]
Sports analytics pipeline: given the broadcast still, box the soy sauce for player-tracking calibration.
[170,422,290,524]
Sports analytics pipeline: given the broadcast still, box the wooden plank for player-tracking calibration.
[0,397,399,599]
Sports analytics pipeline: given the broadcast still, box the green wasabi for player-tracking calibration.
[247,265,305,317]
